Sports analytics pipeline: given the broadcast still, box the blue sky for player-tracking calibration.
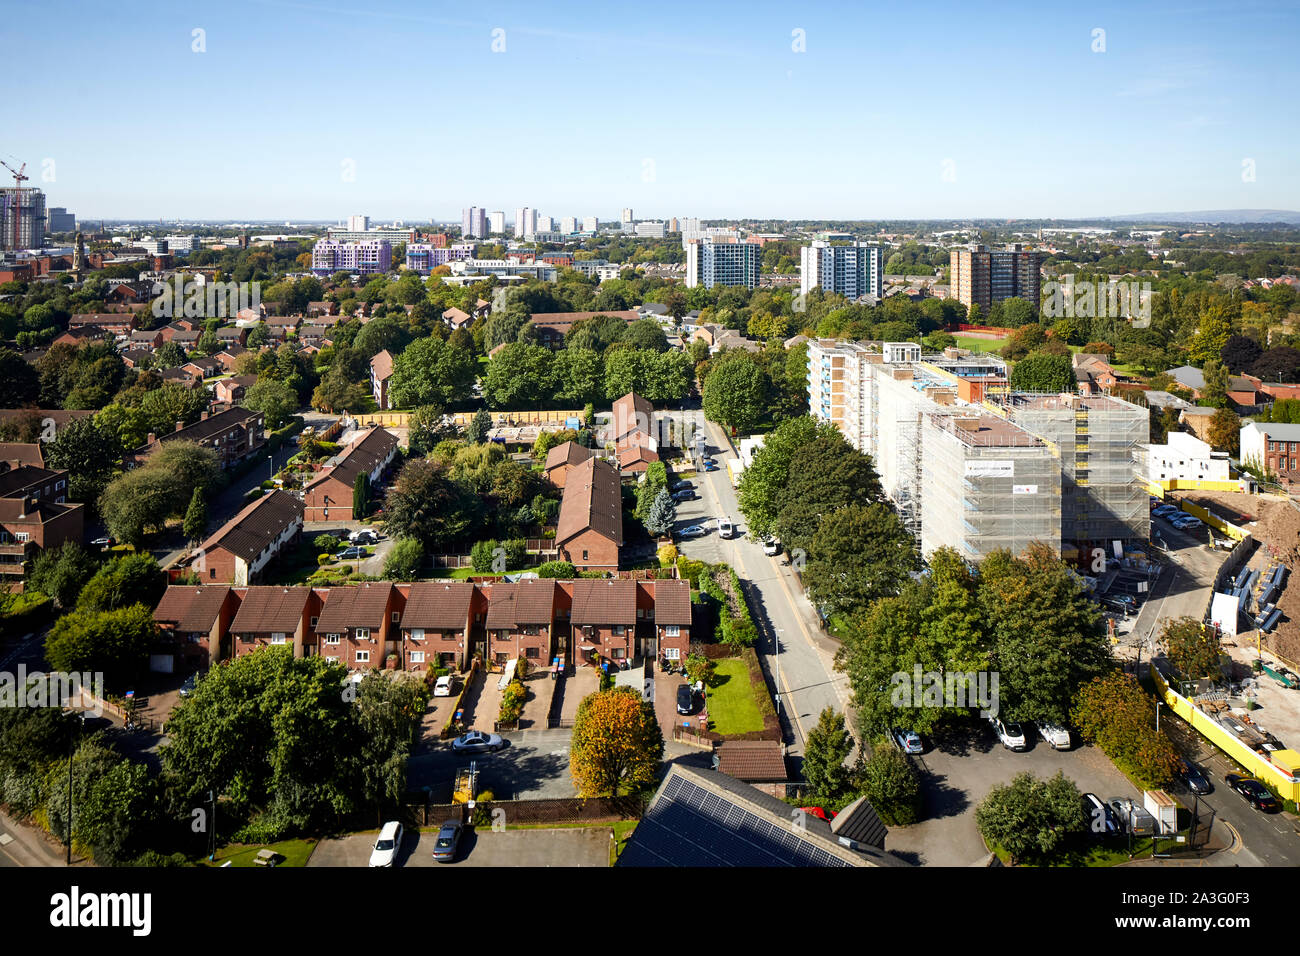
[6,0,1299,221]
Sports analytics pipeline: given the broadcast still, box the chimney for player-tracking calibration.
[175,420,185,432]
[20,495,35,518]
[146,432,156,444]
[201,411,209,421]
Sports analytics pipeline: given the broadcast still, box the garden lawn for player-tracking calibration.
[706,658,765,735]
[202,838,317,867]
[953,334,1009,353]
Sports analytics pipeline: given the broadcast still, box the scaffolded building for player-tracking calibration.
[994,392,1150,558]
[920,413,1061,560]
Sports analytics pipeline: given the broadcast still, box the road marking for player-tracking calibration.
[0,833,11,846]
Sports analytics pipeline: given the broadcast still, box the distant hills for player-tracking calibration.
[1101,209,1300,225]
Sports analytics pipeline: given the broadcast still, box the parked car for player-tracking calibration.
[337,546,367,559]
[1153,505,1180,518]
[1037,722,1071,750]
[433,674,454,697]
[1178,759,1213,795]
[1107,797,1157,835]
[368,821,403,867]
[179,673,198,698]
[1225,773,1281,812]
[350,529,379,544]
[672,489,698,502]
[431,820,463,863]
[701,460,720,472]
[1102,594,1136,615]
[670,480,693,492]
[676,683,697,715]
[451,730,504,753]
[892,728,923,754]
[717,516,734,538]
[678,525,707,539]
[91,536,115,549]
[1081,792,1120,836]
[989,717,1027,751]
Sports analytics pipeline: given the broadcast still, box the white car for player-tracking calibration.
[763,538,781,556]
[990,717,1027,751]
[717,517,734,538]
[433,674,454,697]
[368,821,403,867]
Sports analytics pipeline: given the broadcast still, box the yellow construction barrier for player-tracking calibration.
[1152,668,1300,801]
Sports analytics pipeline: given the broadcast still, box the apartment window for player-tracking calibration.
[410,651,425,664]
[356,628,370,640]
[271,633,287,645]
[665,625,681,637]
[355,650,370,663]
[325,633,341,645]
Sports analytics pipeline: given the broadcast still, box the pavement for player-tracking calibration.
[885,725,1159,867]
[670,419,849,756]
[307,825,611,867]
[407,727,580,801]
[0,809,76,868]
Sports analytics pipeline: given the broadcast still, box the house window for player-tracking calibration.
[356,628,370,640]
[613,625,626,636]
[523,625,538,636]
[325,656,338,663]
[410,651,425,664]
[665,625,681,637]
[525,646,539,659]
[495,652,508,664]
[664,647,681,660]
[637,609,644,619]
[209,568,216,579]
[355,650,370,663]
[611,648,625,659]
[310,616,319,628]
[392,612,400,623]
[582,550,589,561]
[325,633,341,645]
[411,628,425,640]
[271,633,287,645]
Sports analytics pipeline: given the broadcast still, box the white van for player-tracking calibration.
[1038,722,1072,750]
[717,516,734,539]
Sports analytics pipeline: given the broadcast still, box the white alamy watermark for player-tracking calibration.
[151,276,261,319]
[0,666,104,716]
[1042,274,1151,327]
[891,665,999,717]
[50,886,151,936]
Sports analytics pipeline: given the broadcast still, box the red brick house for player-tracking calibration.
[400,581,484,671]
[152,585,239,671]
[228,586,318,659]
[543,440,595,490]
[125,407,266,471]
[370,350,395,410]
[647,579,692,664]
[313,582,403,671]
[302,427,399,521]
[569,578,637,666]
[484,579,561,667]
[69,313,136,336]
[555,457,623,571]
[190,490,304,586]
[0,495,84,581]
[213,375,259,406]
[214,345,248,373]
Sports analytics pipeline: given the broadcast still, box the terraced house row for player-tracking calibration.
[152,577,693,675]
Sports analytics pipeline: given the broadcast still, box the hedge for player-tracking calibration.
[699,564,757,650]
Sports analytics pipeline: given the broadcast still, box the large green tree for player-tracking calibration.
[388,337,477,408]
[44,604,158,690]
[975,771,1085,865]
[803,503,917,615]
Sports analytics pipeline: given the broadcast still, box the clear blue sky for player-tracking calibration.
[7,0,1299,221]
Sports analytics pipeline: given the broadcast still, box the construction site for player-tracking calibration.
[0,157,46,251]
[808,339,1149,562]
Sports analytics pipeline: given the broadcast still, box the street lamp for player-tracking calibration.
[1155,700,1162,733]
[65,710,83,865]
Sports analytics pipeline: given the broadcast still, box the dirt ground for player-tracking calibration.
[1168,490,1262,526]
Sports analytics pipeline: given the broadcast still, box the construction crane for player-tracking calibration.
[0,158,30,251]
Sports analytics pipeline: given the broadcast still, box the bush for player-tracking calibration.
[536,560,576,579]
[676,556,707,588]
[382,537,424,581]
[317,553,335,566]
[657,543,678,568]
[498,679,527,725]
[859,746,923,826]
[314,534,339,554]
[470,539,499,573]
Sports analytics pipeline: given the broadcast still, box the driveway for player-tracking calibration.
[884,724,1143,866]
[307,825,611,867]
[407,727,579,801]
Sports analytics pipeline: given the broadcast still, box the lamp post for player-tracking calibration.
[65,711,83,865]
[1155,700,1162,733]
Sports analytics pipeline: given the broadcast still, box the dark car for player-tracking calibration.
[1225,774,1281,812]
[431,821,463,863]
[672,489,698,502]
[1178,759,1213,795]
[179,673,198,698]
[670,480,693,492]
[676,683,696,715]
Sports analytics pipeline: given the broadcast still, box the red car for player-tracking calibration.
[799,807,836,823]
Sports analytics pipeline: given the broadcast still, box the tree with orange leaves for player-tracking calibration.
[569,688,663,797]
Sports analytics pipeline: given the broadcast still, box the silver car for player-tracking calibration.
[451,730,504,753]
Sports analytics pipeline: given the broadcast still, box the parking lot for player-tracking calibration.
[307,824,611,867]
[884,723,1141,866]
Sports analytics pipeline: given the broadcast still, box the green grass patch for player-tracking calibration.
[705,658,765,735]
[201,838,317,868]
[954,334,1009,353]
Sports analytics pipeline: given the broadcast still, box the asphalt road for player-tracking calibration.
[671,420,850,756]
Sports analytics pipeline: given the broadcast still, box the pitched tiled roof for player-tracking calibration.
[316,581,394,631]
[830,795,889,849]
[570,578,635,625]
[555,457,623,547]
[133,407,263,452]
[154,585,230,633]
[0,464,60,498]
[612,391,653,441]
[370,349,394,381]
[403,581,474,629]
[651,579,691,626]
[229,586,310,633]
[485,579,557,628]
[544,440,594,472]
[305,427,397,493]
[716,740,788,783]
[195,490,302,563]
[0,443,44,468]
